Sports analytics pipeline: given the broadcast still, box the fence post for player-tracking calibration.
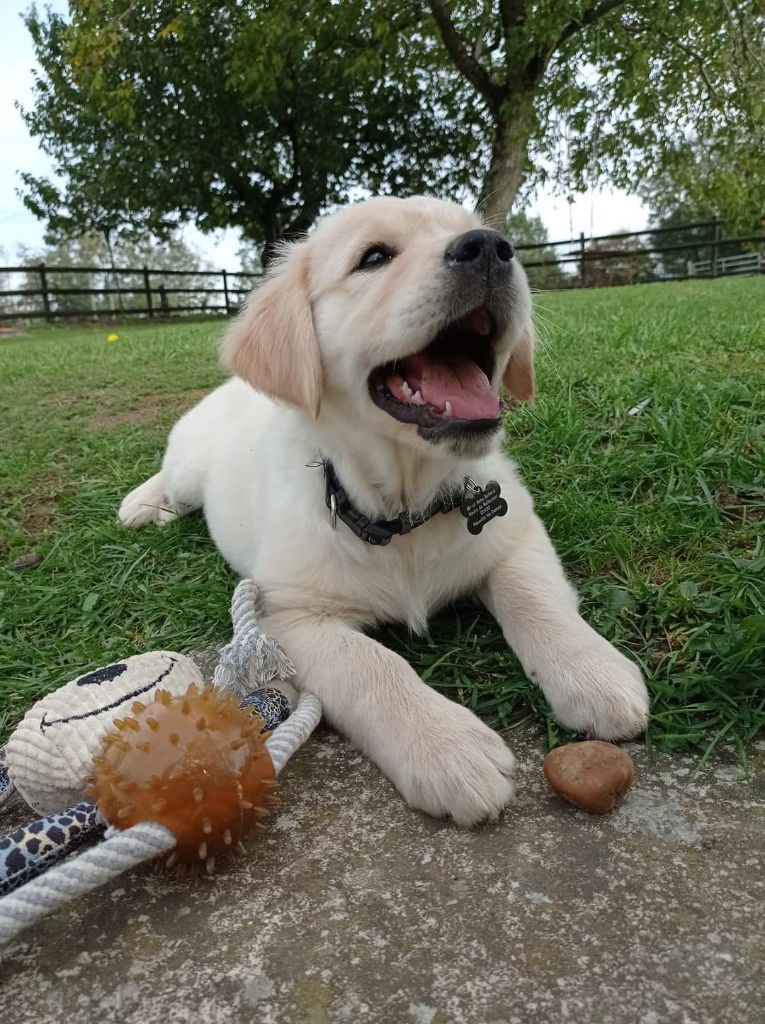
[158,284,169,315]
[39,262,53,322]
[222,269,230,315]
[579,232,586,287]
[143,265,154,317]
[710,218,721,278]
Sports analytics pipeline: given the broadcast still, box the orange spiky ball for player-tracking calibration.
[87,683,278,874]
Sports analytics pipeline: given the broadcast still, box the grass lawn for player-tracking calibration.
[2,276,764,765]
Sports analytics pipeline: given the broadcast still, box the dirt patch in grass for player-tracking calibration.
[716,486,765,525]
[21,497,59,535]
[91,402,160,429]
[15,479,77,536]
[152,387,210,410]
[89,388,209,430]
[54,395,85,408]
[3,475,78,540]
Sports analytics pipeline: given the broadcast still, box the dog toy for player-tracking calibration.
[89,682,279,872]
[0,580,322,947]
[7,652,203,815]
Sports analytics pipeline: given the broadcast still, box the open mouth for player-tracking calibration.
[368,307,501,437]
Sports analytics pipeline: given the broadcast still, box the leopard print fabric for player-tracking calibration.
[239,687,291,730]
[0,759,13,809]
[0,802,104,897]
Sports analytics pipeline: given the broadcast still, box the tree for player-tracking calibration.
[642,177,764,280]
[579,237,656,286]
[421,0,765,222]
[642,142,765,243]
[21,0,478,263]
[639,1,765,238]
[505,210,548,248]
[21,1,765,251]
[15,233,211,316]
[505,211,565,290]
[641,195,718,278]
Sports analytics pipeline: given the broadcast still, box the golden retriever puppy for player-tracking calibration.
[119,196,649,826]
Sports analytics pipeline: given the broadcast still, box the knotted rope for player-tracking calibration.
[213,579,296,699]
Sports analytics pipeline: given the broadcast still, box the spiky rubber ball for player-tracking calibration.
[88,684,278,874]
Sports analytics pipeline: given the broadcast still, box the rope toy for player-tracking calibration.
[0,580,322,948]
[213,579,295,699]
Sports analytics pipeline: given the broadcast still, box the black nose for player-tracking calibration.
[445,229,514,271]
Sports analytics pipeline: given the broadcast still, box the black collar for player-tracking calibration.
[321,459,465,546]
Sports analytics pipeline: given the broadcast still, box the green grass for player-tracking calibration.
[2,277,764,763]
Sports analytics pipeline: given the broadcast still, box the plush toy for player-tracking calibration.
[0,580,322,947]
[7,651,204,815]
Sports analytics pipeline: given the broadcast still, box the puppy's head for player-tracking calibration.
[223,195,534,457]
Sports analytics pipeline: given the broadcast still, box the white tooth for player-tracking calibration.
[401,380,412,397]
[412,390,424,405]
[444,400,454,416]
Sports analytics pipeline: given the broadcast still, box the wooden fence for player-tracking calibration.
[0,265,261,322]
[1,218,763,322]
[514,218,765,291]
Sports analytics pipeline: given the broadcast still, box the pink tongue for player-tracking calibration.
[397,351,500,420]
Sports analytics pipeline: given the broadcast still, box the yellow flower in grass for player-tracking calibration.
[106,333,119,342]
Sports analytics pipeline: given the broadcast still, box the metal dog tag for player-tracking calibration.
[460,479,508,535]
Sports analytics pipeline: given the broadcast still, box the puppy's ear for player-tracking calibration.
[221,241,322,418]
[502,321,535,402]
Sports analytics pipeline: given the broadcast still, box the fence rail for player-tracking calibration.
[1,218,763,322]
[0,265,262,322]
[512,218,765,290]
[689,251,763,277]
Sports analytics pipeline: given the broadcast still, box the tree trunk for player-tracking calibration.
[260,237,281,271]
[477,99,535,228]
[103,228,125,314]
[260,197,324,271]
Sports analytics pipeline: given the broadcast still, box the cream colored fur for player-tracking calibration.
[119,196,649,826]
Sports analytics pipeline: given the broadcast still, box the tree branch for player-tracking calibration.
[472,0,493,61]
[722,0,765,79]
[556,0,626,49]
[622,17,722,107]
[499,0,526,32]
[664,35,721,104]
[427,0,503,109]
[522,0,625,88]
[286,190,325,239]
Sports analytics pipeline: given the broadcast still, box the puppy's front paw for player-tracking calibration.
[118,475,178,528]
[544,640,649,741]
[392,698,516,827]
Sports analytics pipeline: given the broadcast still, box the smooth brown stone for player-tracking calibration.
[543,741,635,814]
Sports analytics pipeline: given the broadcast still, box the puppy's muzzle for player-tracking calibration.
[445,229,514,281]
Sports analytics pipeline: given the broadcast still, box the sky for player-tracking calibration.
[0,2,648,270]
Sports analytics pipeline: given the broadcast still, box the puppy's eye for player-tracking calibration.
[356,245,395,271]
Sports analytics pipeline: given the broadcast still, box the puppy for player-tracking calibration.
[119,196,649,826]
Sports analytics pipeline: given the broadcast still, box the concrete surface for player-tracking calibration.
[1,726,764,1024]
